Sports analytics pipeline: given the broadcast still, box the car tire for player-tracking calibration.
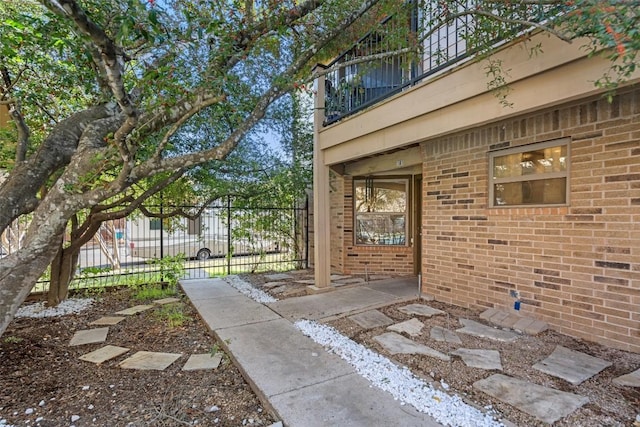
[196,248,211,261]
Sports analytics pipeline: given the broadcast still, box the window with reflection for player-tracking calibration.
[354,178,408,245]
[490,139,569,207]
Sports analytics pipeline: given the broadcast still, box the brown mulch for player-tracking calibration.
[0,286,276,427]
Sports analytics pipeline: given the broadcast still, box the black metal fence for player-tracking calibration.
[2,196,309,293]
[323,1,563,124]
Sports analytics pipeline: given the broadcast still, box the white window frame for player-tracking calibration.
[489,138,570,208]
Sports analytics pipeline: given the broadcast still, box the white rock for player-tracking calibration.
[205,405,220,412]
[38,400,45,407]
[82,386,90,391]
[71,415,80,422]
[295,320,504,427]
[222,276,277,303]
[87,404,94,410]
[15,298,93,318]
[25,408,34,415]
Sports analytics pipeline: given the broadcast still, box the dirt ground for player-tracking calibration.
[244,271,640,427]
[0,285,276,427]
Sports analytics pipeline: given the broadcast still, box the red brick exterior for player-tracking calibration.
[421,86,640,352]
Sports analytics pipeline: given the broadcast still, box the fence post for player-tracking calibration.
[305,195,309,269]
[227,195,231,275]
[159,196,164,260]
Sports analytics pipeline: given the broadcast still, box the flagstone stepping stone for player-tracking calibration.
[480,308,548,335]
[451,348,502,370]
[533,345,612,385]
[373,332,450,361]
[456,318,518,342]
[335,278,365,285]
[264,273,294,281]
[512,318,548,335]
[115,304,154,315]
[154,297,181,305]
[430,326,462,344]
[398,304,444,318]
[474,374,588,424]
[368,275,391,281]
[79,345,130,364]
[263,281,286,289]
[295,279,316,285]
[69,327,109,346]
[613,368,640,387]
[89,316,126,326]
[348,310,394,329]
[182,353,223,371]
[387,318,424,337]
[119,351,183,370]
[270,285,289,294]
[330,274,351,280]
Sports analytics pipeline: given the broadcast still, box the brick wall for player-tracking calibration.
[421,86,640,353]
[333,176,415,275]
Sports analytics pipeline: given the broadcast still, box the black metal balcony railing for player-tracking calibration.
[323,1,563,125]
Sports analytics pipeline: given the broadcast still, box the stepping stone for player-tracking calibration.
[182,353,223,371]
[456,318,518,342]
[89,316,125,326]
[480,308,549,335]
[373,332,450,361]
[263,281,286,289]
[294,279,316,285]
[154,297,181,305]
[368,275,391,281]
[613,368,640,387]
[79,345,130,364]
[348,310,394,329]
[496,313,521,329]
[451,348,502,370]
[69,328,109,346]
[119,351,182,370]
[264,273,293,281]
[430,326,462,344]
[387,318,424,337]
[533,345,612,385]
[398,304,444,318]
[270,285,288,294]
[474,374,588,424]
[330,274,351,280]
[479,308,501,321]
[115,304,154,315]
[335,278,365,285]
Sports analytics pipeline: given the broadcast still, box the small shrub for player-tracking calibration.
[133,283,177,301]
[3,336,23,344]
[155,303,191,328]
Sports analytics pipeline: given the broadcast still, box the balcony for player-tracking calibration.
[322,1,564,125]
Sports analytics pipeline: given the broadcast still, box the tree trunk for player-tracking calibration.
[0,224,66,337]
[47,243,80,307]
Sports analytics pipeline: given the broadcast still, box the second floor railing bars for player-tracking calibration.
[322,1,565,125]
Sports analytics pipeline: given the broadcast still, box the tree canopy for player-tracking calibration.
[0,0,638,336]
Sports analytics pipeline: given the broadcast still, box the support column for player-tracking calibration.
[311,69,332,291]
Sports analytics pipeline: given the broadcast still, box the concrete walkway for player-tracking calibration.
[180,277,441,427]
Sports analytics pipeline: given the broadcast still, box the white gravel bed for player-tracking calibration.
[15,298,94,318]
[295,319,504,427]
[222,275,277,303]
